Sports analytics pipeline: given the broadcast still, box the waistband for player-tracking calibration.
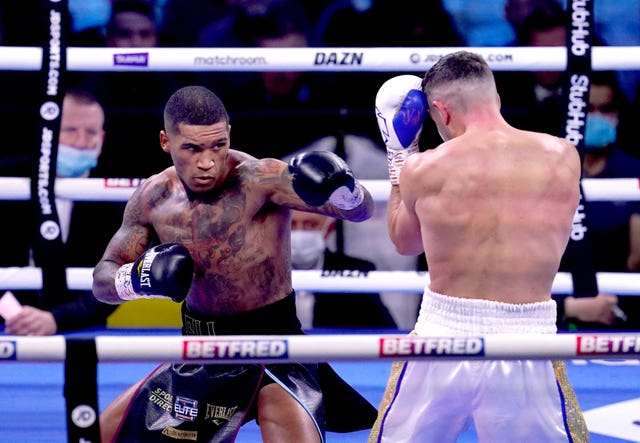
[415,288,557,335]
[181,291,302,336]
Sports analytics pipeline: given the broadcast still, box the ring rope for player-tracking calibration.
[0,267,638,295]
[1,333,639,362]
[0,177,638,202]
[1,46,640,72]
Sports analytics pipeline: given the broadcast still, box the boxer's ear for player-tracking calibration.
[159,130,170,153]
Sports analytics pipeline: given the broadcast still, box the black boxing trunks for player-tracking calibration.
[114,292,376,442]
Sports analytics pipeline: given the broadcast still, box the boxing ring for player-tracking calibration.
[2,0,640,441]
[0,331,639,442]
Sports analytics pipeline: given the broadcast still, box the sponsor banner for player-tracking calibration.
[0,341,17,360]
[113,52,149,67]
[31,0,69,302]
[67,47,546,72]
[104,177,145,188]
[562,0,599,302]
[183,339,288,360]
[379,337,485,358]
[577,335,640,355]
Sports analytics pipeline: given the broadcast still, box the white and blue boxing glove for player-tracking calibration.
[375,75,428,185]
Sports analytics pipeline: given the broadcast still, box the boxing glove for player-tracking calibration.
[115,243,194,302]
[375,75,428,184]
[288,151,364,209]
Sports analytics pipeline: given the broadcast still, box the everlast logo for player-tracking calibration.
[314,52,363,66]
[205,404,238,425]
[138,249,159,288]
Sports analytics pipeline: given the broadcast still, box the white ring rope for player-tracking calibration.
[1,333,639,362]
[0,177,638,202]
[0,267,639,295]
[1,46,640,72]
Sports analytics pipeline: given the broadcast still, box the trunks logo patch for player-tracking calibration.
[379,337,485,358]
[162,426,197,441]
[0,341,17,360]
[113,52,149,67]
[183,339,288,360]
[149,387,173,413]
[577,335,640,355]
[205,404,238,425]
[174,396,198,421]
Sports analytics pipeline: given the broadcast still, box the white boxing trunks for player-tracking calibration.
[369,289,588,443]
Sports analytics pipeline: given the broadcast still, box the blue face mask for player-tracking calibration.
[585,114,617,150]
[56,144,100,177]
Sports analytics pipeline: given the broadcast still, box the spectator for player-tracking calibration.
[558,71,640,330]
[318,0,463,144]
[620,81,640,158]
[291,209,397,329]
[442,0,515,46]
[592,0,640,102]
[284,135,422,329]
[104,0,159,48]
[160,0,231,47]
[312,1,464,326]
[496,0,569,136]
[74,0,186,179]
[198,0,337,160]
[0,89,120,335]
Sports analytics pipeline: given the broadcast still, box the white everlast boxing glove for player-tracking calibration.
[375,75,428,185]
[115,243,194,302]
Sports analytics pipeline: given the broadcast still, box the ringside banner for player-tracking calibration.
[31,0,68,304]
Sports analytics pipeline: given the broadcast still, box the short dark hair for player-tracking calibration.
[106,0,156,34]
[65,88,101,107]
[514,3,567,45]
[163,86,229,135]
[422,51,494,99]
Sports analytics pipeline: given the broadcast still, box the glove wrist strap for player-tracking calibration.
[387,145,419,185]
[115,263,138,301]
[329,184,365,210]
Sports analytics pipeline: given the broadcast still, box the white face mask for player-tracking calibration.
[291,230,325,269]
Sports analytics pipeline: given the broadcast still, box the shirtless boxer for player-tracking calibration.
[92,85,375,442]
[369,51,589,442]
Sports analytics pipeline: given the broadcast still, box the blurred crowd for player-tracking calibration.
[0,0,639,332]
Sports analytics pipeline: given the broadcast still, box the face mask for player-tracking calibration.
[56,144,100,177]
[291,230,325,270]
[585,114,617,150]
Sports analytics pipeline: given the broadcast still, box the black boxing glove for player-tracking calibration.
[288,151,364,209]
[115,243,194,302]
